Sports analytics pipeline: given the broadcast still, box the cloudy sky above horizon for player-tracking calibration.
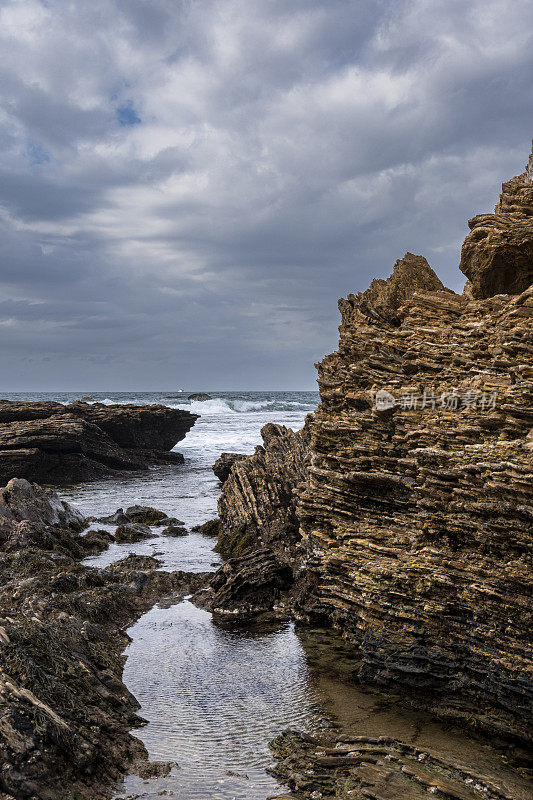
[1,0,532,391]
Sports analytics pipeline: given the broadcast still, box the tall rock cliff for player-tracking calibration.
[297,260,532,742]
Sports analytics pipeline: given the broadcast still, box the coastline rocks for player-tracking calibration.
[215,423,308,560]
[270,731,527,800]
[161,524,188,537]
[357,252,445,325]
[212,452,247,483]
[196,548,293,619]
[0,478,208,800]
[203,424,308,617]
[81,528,115,553]
[297,270,533,743]
[0,477,87,530]
[460,143,533,298]
[98,505,183,527]
[114,522,155,542]
[0,400,198,484]
[124,505,168,524]
[188,392,212,401]
[192,518,221,537]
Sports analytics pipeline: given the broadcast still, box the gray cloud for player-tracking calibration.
[0,0,532,390]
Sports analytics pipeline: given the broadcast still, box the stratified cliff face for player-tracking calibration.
[297,253,532,743]
[460,142,533,298]
[199,423,308,618]
[0,401,198,484]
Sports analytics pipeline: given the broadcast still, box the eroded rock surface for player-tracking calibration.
[297,274,532,744]
[270,731,530,800]
[0,478,206,800]
[460,142,533,298]
[0,400,198,484]
[357,252,445,325]
[212,452,247,484]
[216,423,308,560]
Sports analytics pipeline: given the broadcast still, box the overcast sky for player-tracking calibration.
[1,0,532,391]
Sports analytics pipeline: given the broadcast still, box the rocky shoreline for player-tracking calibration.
[0,400,198,484]
[0,478,207,800]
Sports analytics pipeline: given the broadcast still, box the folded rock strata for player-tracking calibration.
[212,452,247,484]
[0,478,206,800]
[215,422,308,560]
[0,400,198,484]
[210,155,533,772]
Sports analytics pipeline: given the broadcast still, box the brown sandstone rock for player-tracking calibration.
[270,731,529,800]
[460,142,533,298]
[215,423,308,560]
[297,277,533,745]
[357,252,445,325]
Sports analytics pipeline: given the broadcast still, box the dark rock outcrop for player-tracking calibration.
[212,452,247,483]
[192,518,221,537]
[114,522,155,542]
[161,524,188,537]
[460,142,533,298]
[188,392,212,401]
[0,400,198,484]
[202,424,308,618]
[0,478,206,800]
[196,547,293,619]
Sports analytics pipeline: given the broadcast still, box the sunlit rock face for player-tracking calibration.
[460,142,533,298]
[297,249,532,744]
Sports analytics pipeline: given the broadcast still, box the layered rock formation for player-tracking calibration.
[460,142,533,298]
[0,478,205,799]
[270,731,530,800]
[297,266,532,745]
[0,400,198,483]
[198,424,308,618]
[215,422,308,560]
[212,452,247,484]
[207,155,533,781]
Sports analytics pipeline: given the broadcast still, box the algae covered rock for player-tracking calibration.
[114,522,155,542]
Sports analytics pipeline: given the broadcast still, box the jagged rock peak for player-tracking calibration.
[460,143,533,298]
[346,252,445,326]
[494,138,533,215]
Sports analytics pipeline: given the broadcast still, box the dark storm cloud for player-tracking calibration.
[0,0,532,390]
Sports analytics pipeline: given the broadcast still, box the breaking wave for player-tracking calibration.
[169,398,316,415]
